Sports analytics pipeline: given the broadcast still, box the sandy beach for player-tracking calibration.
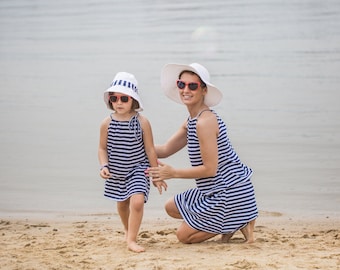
[1,1,340,269]
[1,211,339,270]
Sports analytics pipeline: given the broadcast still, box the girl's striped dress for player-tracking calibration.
[104,113,150,202]
[174,110,258,234]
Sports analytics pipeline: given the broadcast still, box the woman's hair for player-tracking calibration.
[178,70,207,88]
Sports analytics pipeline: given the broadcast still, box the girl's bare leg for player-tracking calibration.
[117,199,130,240]
[127,194,145,252]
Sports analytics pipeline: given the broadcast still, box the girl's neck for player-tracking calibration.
[112,111,137,121]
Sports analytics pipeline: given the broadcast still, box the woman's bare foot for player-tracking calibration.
[240,219,256,243]
[127,241,145,253]
[221,232,234,243]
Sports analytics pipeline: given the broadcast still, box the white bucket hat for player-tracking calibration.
[160,63,222,107]
[104,72,143,111]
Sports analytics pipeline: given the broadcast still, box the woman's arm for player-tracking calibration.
[155,120,188,158]
[148,112,219,181]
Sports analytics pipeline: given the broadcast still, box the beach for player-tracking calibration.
[1,0,340,269]
[1,211,339,270]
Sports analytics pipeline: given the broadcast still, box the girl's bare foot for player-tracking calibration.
[128,241,145,253]
[240,219,256,243]
[221,232,234,243]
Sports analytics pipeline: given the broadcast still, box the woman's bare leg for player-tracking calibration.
[176,222,217,244]
[165,197,182,219]
[240,219,256,243]
[221,232,235,243]
[165,197,216,243]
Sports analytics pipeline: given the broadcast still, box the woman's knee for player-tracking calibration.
[165,197,180,218]
[176,229,191,244]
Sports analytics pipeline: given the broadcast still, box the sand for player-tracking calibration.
[1,211,339,270]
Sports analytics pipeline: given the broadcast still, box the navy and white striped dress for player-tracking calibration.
[174,110,258,234]
[104,113,150,202]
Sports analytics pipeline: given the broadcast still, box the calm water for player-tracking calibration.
[1,0,340,219]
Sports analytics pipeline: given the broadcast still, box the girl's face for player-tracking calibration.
[109,93,134,114]
[177,72,206,106]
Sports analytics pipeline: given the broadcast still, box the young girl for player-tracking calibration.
[98,72,167,253]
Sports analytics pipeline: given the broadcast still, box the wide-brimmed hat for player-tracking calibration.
[160,63,222,107]
[104,72,143,111]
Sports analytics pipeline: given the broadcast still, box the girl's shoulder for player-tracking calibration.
[136,113,149,125]
[100,115,112,126]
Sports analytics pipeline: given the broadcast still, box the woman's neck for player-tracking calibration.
[187,104,209,118]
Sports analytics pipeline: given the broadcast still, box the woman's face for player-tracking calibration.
[178,72,206,106]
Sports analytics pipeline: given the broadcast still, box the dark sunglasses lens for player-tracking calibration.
[188,83,199,90]
[109,96,118,102]
[177,80,186,89]
[121,96,129,102]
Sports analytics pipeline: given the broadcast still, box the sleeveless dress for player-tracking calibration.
[174,110,258,234]
[104,113,150,202]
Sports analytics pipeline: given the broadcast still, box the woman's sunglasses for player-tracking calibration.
[109,94,131,103]
[176,80,202,91]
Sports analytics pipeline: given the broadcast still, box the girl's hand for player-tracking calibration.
[100,167,112,179]
[153,180,168,194]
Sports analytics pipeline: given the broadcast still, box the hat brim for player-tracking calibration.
[160,63,222,107]
[104,86,143,112]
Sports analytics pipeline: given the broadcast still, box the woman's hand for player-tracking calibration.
[146,160,175,182]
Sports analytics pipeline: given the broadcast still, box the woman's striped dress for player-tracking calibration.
[104,113,150,202]
[174,110,258,234]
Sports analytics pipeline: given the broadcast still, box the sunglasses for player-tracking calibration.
[176,80,202,91]
[109,94,131,103]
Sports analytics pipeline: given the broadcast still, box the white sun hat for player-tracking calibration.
[160,63,222,107]
[104,72,143,111]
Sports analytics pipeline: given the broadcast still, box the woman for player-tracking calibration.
[147,63,258,244]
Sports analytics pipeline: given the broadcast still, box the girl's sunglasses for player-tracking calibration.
[109,94,131,103]
[177,80,202,91]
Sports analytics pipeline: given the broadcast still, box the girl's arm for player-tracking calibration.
[139,115,158,167]
[139,115,167,193]
[98,117,111,179]
[148,112,219,181]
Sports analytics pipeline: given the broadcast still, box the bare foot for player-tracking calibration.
[240,219,256,243]
[221,232,234,243]
[127,241,145,253]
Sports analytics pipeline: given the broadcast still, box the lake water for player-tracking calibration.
[0,0,340,220]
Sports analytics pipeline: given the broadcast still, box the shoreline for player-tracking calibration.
[1,211,339,269]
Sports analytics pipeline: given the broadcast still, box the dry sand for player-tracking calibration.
[1,211,339,270]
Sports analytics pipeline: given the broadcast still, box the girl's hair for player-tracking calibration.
[178,70,207,88]
[131,99,140,111]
